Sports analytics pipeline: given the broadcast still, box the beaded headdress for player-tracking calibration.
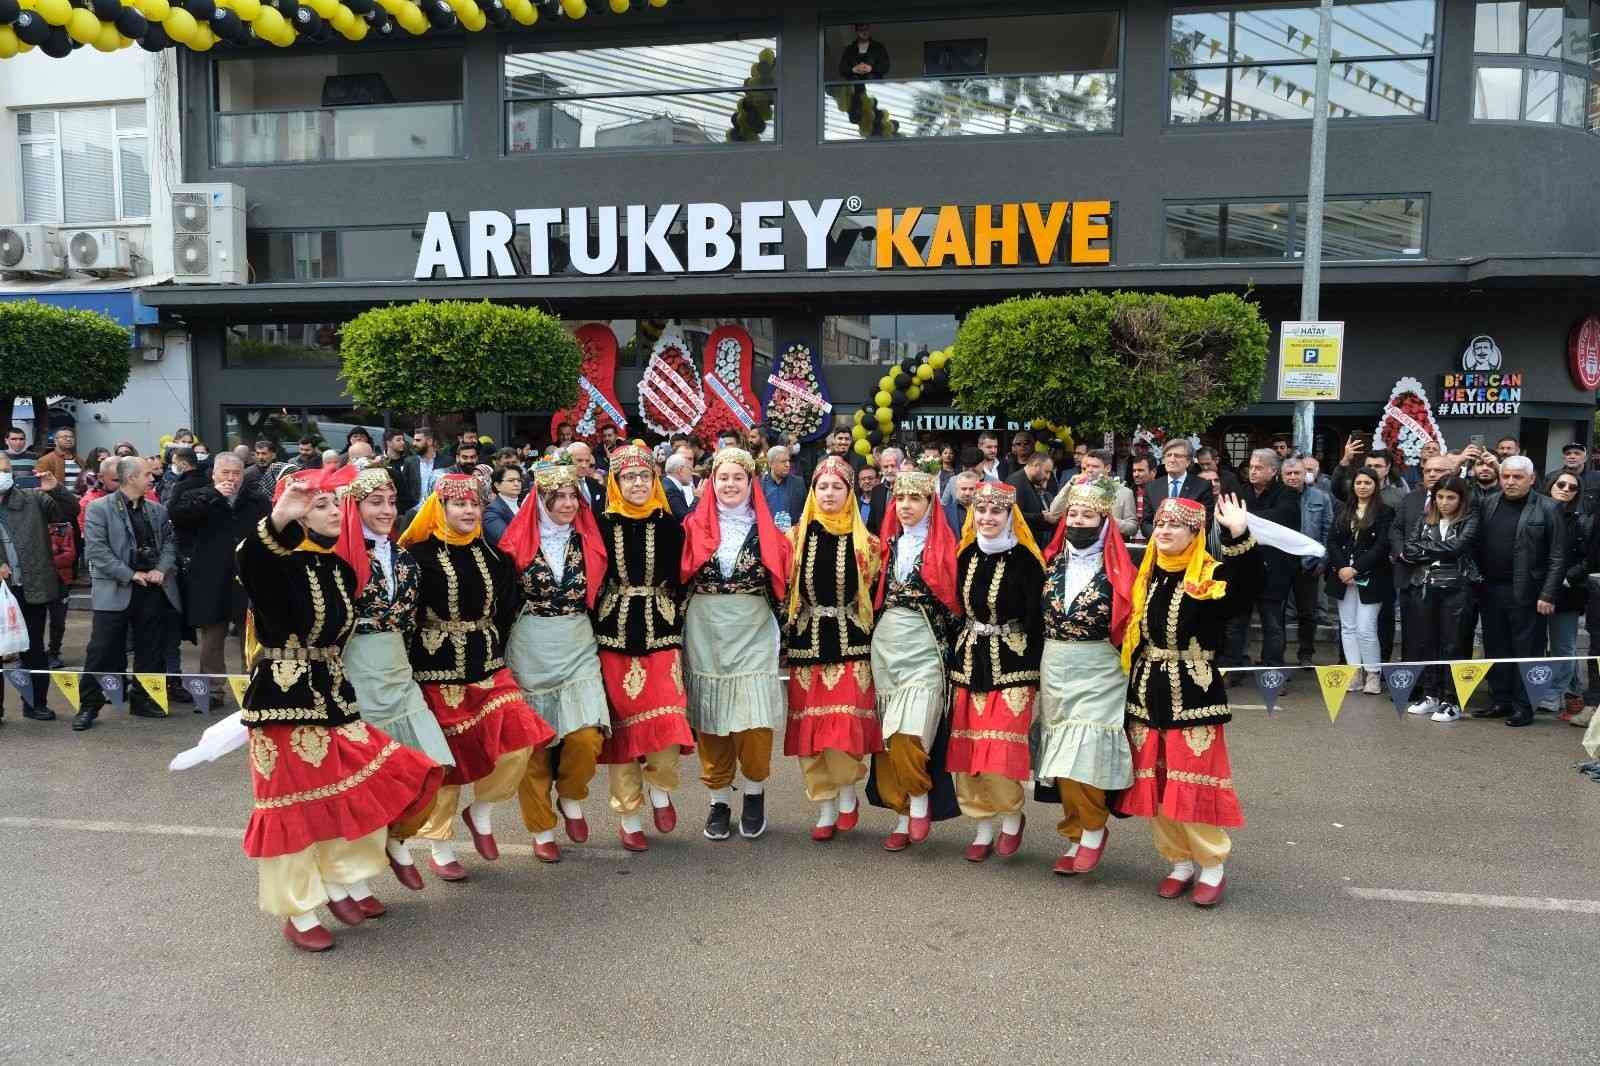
[970,481,1017,509]
[608,444,655,477]
[434,472,480,501]
[1063,476,1119,516]
[339,466,394,502]
[893,470,937,498]
[811,455,854,486]
[1154,496,1207,531]
[710,447,756,475]
[532,459,580,495]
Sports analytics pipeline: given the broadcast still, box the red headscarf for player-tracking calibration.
[497,489,608,611]
[272,465,370,596]
[1044,512,1135,649]
[874,495,960,616]
[679,464,791,603]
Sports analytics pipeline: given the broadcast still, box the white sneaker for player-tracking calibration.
[1406,697,1440,716]
[1430,704,1461,723]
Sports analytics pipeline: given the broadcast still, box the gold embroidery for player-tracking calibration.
[1003,629,1029,656]
[1185,644,1215,691]
[249,732,278,778]
[1133,767,1156,780]
[819,663,846,690]
[270,659,307,693]
[615,704,687,727]
[852,660,871,691]
[442,691,521,736]
[254,741,401,809]
[472,544,497,629]
[439,547,466,678]
[794,665,814,692]
[1183,724,1215,757]
[670,654,684,695]
[1219,535,1257,558]
[420,626,447,654]
[659,590,676,627]
[1127,721,1150,750]
[951,728,1029,743]
[1168,768,1234,789]
[1171,702,1231,721]
[1001,686,1032,717]
[623,657,647,700]
[306,566,328,646]
[289,725,330,767]
[1165,578,1184,714]
[473,677,496,690]
[788,704,877,720]
[256,518,292,557]
[335,721,370,745]
[439,684,465,709]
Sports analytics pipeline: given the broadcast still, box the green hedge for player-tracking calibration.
[0,300,132,402]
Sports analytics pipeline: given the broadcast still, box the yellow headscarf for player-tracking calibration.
[957,503,1046,569]
[398,491,482,549]
[1119,531,1227,673]
[785,460,880,629]
[604,467,671,520]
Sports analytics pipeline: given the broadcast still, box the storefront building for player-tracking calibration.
[144,0,1600,470]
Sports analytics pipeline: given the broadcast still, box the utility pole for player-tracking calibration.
[1293,0,1334,458]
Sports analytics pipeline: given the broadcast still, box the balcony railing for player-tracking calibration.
[213,102,464,166]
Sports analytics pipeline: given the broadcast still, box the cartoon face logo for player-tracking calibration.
[1388,668,1416,692]
[1526,665,1553,686]
[184,678,211,700]
[1258,669,1288,691]
[98,675,122,697]
[1462,335,1502,372]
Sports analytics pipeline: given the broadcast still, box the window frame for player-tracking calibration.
[1469,0,1598,129]
[816,5,1126,145]
[1159,192,1430,263]
[15,104,151,225]
[1164,0,1443,129]
[498,21,782,158]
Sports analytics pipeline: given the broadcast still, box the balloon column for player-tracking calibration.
[0,0,680,58]
[727,46,776,142]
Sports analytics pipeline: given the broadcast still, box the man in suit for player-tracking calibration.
[856,465,882,529]
[565,442,607,509]
[1007,450,1059,543]
[1140,438,1214,539]
[663,454,697,519]
[75,457,181,730]
[863,448,901,534]
[1222,449,1300,676]
[410,427,446,498]
[383,430,421,513]
[995,430,1036,482]
[1048,448,1137,538]
[943,469,979,535]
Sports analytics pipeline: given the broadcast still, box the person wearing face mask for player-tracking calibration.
[0,456,75,723]
[679,447,793,842]
[224,468,445,952]
[591,445,695,852]
[399,474,555,882]
[867,466,962,851]
[337,467,457,891]
[947,482,1046,864]
[1034,478,1136,878]
[500,461,610,864]
[1119,494,1259,908]
[781,456,883,842]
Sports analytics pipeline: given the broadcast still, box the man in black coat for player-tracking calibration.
[1141,439,1214,539]
[1221,449,1300,674]
[168,453,269,698]
[1006,451,1059,545]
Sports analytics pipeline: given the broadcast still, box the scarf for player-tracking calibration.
[398,491,480,549]
[497,489,607,610]
[679,484,791,602]
[604,468,671,520]
[874,498,961,616]
[537,495,574,583]
[785,482,880,629]
[895,514,930,583]
[364,531,395,599]
[1120,530,1226,673]
[1061,523,1106,607]
[715,501,755,578]
[957,503,1045,568]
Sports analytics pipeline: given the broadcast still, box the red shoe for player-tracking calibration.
[1052,852,1079,876]
[533,840,562,864]
[836,806,859,832]
[427,857,469,882]
[563,812,590,844]
[908,814,931,844]
[388,854,424,891]
[282,920,333,953]
[1192,876,1227,908]
[1071,828,1108,874]
[460,808,500,861]
[356,895,387,918]
[1157,873,1195,899]
[883,831,909,852]
[618,826,649,852]
[811,824,836,842]
[995,813,1025,857]
[964,841,993,863]
[326,896,366,927]
[652,799,678,834]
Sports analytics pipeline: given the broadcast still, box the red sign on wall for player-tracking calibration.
[1569,315,1600,391]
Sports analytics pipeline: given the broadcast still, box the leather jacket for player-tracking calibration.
[1400,509,1481,588]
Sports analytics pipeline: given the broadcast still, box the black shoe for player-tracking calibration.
[47,653,64,669]
[703,802,732,841]
[72,709,96,731]
[169,686,194,705]
[129,703,166,719]
[739,792,767,839]
[21,704,55,721]
[1505,712,1535,727]
[1472,705,1511,720]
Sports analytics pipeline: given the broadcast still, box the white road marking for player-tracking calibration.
[1347,887,1600,914]
[0,815,544,856]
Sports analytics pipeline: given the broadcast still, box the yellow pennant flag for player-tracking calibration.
[135,673,170,715]
[1450,661,1493,709]
[227,675,249,709]
[1315,665,1360,723]
[49,671,80,709]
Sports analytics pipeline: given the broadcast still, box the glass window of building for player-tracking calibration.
[16,105,149,224]
[224,322,343,368]
[1164,196,1425,260]
[821,314,959,365]
[1471,0,1597,127]
[223,406,402,451]
[212,50,464,165]
[821,13,1120,140]
[1169,2,1438,123]
[247,227,441,281]
[504,36,778,152]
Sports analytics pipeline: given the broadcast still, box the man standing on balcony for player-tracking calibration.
[839,23,890,80]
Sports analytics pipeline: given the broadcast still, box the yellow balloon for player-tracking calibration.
[341,15,367,38]
[608,0,627,11]
[307,0,337,17]
[560,0,585,16]
[272,26,295,45]
[873,390,891,408]
[851,424,867,440]
[163,6,197,42]
[853,439,872,457]
[915,363,933,382]
[93,19,121,49]
[507,0,535,23]
[67,7,100,42]
[377,0,403,11]
[398,3,427,32]
[189,24,215,49]
[929,350,949,370]
[458,4,484,29]
[907,384,922,401]
[35,0,71,27]
[252,4,283,33]
[232,0,259,17]
[330,5,354,30]
[0,27,17,59]
[648,0,665,6]
[135,0,170,20]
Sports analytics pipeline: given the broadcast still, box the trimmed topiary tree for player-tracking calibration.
[339,300,582,417]
[0,299,133,435]
[948,290,1269,435]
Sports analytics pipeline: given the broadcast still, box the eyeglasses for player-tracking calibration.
[618,471,653,485]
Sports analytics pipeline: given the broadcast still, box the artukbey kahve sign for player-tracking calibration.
[413,198,1112,279]
[1436,335,1523,417]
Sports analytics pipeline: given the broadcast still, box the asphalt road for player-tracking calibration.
[1,616,1597,1065]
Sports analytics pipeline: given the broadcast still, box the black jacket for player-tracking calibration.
[1389,488,1431,589]
[1325,504,1395,605]
[1140,471,1214,539]
[169,485,270,628]
[1005,470,1054,545]
[1399,508,1481,588]
[1474,491,1566,607]
[1553,504,1593,614]
[838,38,891,79]
[1242,480,1300,600]
[864,482,890,537]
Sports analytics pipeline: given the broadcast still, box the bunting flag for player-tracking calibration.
[1315,665,1360,723]
[4,667,33,707]
[49,671,80,710]
[96,673,126,706]
[134,673,170,716]
[182,677,212,715]
[227,675,249,709]
[1254,668,1289,716]
[1449,661,1491,708]
[1381,664,1421,719]
[1519,660,1559,713]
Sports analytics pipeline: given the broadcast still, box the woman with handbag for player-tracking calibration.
[1546,473,1593,719]
[1325,469,1394,695]
[1398,476,1479,722]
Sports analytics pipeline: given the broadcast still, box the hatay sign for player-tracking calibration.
[413,198,1113,279]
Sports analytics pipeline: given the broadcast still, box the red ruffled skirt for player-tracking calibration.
[1116,721,1245,828]
[243,719,444,859]
[946,685,1034,781]
[421,668,554,786]
[784,659,883,758]
[598,649,694,763]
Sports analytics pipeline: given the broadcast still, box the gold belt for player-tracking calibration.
[807,606,846,619]
[618,585,659,597]
[422,618,494,634]
[258,645,342,664]
[1143,646,1213,664]
[969,620,1021,637]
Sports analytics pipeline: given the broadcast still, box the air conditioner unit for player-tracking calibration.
[64,227,135,276]
[0,224,65,276]
[171,182,246,284]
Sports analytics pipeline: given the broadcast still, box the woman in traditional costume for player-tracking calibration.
[592,445,695,852]
[337,466,456,891]
[782,455,882,842]
[399,473,554,878]
[947,481,1045,863]
[236,467,443,952]
[1119,494,1259,908]
[679,447,792,842]
[868,465,961,851]
[500,460,610,863]
[1035,477,1136,877]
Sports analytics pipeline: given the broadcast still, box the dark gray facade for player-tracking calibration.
[147,0,1600,466]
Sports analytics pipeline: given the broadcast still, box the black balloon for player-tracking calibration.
[187,0,216,17]
[345,0,373,11]
[115,5,147,34]
[209,7,239,36]
[423,0,454,25]
[369,9,394,33]
[41,25,71,54]
[900,357,917,374]
[92,0,121,19]
[891,390,908,407]
[866,429,883,446]
[0,0,19,23]
[13,9,50,42]
[290,4,320,32]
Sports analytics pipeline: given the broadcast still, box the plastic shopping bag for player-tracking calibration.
[0,583,29,657]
